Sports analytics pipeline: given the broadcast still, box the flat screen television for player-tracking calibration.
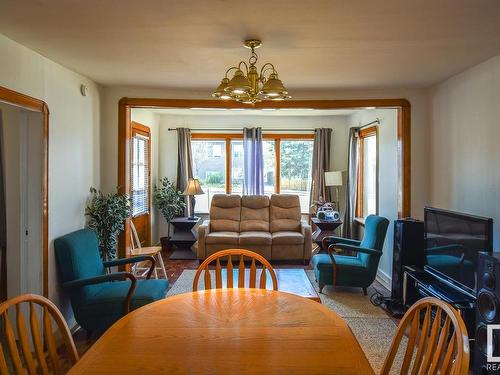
[424,207,493,296]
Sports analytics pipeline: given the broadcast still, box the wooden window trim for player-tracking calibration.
[356,125,378,219]
[190,133,314,140]
[191,133,314,196]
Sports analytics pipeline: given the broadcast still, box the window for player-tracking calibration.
[263,140,276,195]
[191,134,314,213]
[231,140,244,195]
[280,140,314,213]
[356,126,378,218]
[131,127,150,217]
[191,139,226,213]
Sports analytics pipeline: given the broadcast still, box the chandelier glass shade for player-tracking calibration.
[212,39,291,104]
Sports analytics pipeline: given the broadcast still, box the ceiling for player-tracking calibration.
[137,108,367,117]
[1,0,500,91]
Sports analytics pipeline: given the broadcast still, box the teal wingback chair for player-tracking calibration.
[312,215,389,295]
[54,229,168,333]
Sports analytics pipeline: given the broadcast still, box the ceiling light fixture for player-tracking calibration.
[212,39,290,104]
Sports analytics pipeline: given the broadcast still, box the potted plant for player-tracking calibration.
[153,177,186,248]
[85,187,131,261]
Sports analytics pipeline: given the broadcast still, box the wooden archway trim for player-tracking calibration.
[0,85,49,298]
[118,98,411,260]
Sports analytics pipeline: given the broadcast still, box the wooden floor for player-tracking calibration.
[72,246,392,356]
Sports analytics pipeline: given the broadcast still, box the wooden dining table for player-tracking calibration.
[69,289,374,374]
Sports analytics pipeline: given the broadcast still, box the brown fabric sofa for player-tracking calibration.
[197,194,312,262]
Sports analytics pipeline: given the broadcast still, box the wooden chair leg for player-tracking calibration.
[157,252,167,279]
[362,287,367,296]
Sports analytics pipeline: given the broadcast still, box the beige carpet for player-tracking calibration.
[167,269,402,373]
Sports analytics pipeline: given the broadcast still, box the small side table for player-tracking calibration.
[169,217,200,260]
[311,218,343,252]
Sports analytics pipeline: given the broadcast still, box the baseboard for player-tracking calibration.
[375,269,391,291]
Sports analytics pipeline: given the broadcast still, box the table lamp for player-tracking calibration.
[182,178,204,220]
[324,171,343,211]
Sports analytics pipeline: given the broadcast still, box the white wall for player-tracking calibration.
[429,53,500,249]
[131,109,160,244]
[0,34,101,325]
[348,109,398,287]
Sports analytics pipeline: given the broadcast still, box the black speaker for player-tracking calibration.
[391,219,424,302]
[475,252,500,374]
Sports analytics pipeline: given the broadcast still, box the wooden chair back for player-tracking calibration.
[0,294,79,374]
[381,297,470,375]
[193,249,278,292]
[129,220,142,252]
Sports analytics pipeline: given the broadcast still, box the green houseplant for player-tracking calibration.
[153,177,186,239]
[85,187,131,261]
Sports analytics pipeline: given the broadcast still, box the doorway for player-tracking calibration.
[0,86,49,300]
[117,98,411,260]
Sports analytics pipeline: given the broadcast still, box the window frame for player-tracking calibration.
[190,133,314,211]
[130,122,151,218]
[355,125,379,219]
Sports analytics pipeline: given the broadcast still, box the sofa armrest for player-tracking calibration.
[301,220,312,261]
[197,220,210,259]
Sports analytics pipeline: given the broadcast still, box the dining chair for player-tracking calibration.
[130,220,167,279]
[193,249,278,291]
[0,294,79,374]
[381,297,470,375]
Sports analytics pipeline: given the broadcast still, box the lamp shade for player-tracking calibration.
[259,73,288,98]
[226,70,251,95]
[183,178,204,195]
[325,171,343,186]
[212,77,231,99]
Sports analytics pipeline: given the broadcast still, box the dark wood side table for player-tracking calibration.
[169,217,200,260]
[311,217,343,252]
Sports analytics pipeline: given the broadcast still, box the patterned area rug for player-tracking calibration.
[167,269,401,373]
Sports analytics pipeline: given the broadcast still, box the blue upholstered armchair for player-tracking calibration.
[54,229,168,333]
[312,215,389,295]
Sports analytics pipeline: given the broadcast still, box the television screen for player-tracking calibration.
[424,207,493,294]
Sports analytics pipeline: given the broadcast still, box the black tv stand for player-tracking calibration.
[403,266,476,337]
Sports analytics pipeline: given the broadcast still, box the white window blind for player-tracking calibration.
[131,133,149,217]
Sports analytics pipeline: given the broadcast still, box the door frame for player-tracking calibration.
[0,85,49,299]
[118,98,411,260]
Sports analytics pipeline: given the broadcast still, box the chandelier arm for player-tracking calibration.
[238,61,249,75]
[259,63,277,78]
[224,66,240,78]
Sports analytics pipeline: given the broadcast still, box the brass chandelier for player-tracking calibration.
[212,39,290,104]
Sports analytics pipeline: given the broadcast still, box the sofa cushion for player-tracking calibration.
[210,194,241,232]
[270,194,301,233]
[206,231,239,245]
[239,231,272,246]
[272,231,304,245]
[240,195,270,232]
